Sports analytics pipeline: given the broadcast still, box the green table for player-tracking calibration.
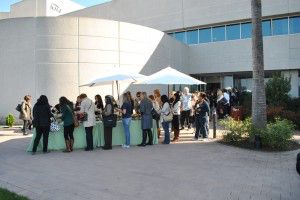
[27,120,158,152]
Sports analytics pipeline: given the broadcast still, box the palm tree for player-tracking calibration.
[251,0,267,130]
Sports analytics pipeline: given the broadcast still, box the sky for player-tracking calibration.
[0,0,111,12]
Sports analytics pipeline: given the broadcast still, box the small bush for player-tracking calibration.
[260,118,295,150]
[5,114,15,127]
[267,106,300,130]
[238,91,252,119]
[220,117,252,142]
[266,73,291,106]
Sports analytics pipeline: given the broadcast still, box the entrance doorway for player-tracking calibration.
[206,82,221,92]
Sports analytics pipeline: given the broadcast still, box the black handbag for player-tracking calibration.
[151,108,160,120]
[102,114,117,127]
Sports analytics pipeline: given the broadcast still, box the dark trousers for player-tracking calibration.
[85,126,94,150]
[172,115,180,131]
[141,129,153,145]
[32,126,50,152]
[22,120,32,133]
[64,124,74,141]
[195,116,208,139]
[104,127,113,148]
[180,110,191,128]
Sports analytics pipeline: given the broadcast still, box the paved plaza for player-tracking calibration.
[0,128,299,200]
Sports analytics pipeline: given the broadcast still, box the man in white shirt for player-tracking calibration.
[223,89,230,105]
[180,87,192,130]
[79,94,96,151]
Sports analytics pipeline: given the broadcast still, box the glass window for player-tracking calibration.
[290,16,300,34]
[241,22,252,39]
[226,24,240,40]
[174,31,186,44]
[262,20,271,36]
[272,18,288,35]
[186,30,198,45]
[199,28,211,43]
[212,26,225,42]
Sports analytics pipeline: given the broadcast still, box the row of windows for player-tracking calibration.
[168,16,300,45]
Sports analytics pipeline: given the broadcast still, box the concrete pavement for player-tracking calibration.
[0,129,299,200]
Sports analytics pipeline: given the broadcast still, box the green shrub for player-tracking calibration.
[267,106,300,130]
[5,114,15,127]
[238,91,252,119]
[260,118,295,150]
[220,117,252,142]
[266,73,291,106]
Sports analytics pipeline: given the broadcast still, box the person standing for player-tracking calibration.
[79,94,95,151]
[194,92,210,141]
[102,95,115,150]
[149,95,160,138]
[180,87,192,130]
[119,93,132,149]
[171,92,181,142]
[126,91,135,114]
[19,95,32,135]
[216,89,229,119]
[59,97,75,153]
[32,95,53,154]
[134,92,141,114]
[138,92,153,147]
[94,94,104,114]
[160,95,171,144]
[153,89,162,138]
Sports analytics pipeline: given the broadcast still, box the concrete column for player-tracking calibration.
[281,70,299,98]
[223,76,234,89]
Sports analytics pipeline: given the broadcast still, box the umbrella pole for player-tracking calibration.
[117,80,120,100]
[168,84,169,97]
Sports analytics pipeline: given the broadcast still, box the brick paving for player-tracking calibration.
[0,127,299,200]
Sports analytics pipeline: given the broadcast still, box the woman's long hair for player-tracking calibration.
[122,93,130,104]
[161,95,169,105]
[59,96,73,108]
[173,91,180,106]
[105,95,113,105]
[95,94,104,109]
[37,95,50,106]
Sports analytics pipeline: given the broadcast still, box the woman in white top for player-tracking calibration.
[171,92,181,142]
[79,94,95,151]
[159,95,172,144]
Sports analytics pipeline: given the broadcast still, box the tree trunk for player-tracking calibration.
[251,0,267,129]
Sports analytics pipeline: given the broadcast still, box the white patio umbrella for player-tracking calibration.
[80,68,145,98]
[135,66,206,85]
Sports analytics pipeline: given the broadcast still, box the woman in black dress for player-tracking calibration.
[32,95,53,154]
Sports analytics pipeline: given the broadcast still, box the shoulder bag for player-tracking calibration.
[103,114,117,127]
[151,108,160,120]
[79,100,92,122]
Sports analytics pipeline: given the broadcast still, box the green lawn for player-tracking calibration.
[0,188,30,200]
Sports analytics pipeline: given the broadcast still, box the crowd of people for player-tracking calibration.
[18,87,239,155]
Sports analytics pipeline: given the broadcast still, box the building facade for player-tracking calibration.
[0,0,84,20]
[0,17,187,120]
[66,0,300,97]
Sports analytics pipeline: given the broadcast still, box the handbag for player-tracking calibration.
[102,114,117,127]
[162,112,173,122]
[151,108,160,120]
[79,101,92,122]
[50,119,60,132]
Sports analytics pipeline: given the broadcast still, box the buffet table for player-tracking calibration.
[27,120,158,152]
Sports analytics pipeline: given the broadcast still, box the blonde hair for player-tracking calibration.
[153,89,161,97]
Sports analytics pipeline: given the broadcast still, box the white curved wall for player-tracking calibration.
[0,17,188,121]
